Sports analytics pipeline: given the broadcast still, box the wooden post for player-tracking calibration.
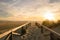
[41,26,44,34]
[4,32,12,40]
[50,32,54,40]
[9,32,12,40]
[4,33,10,40]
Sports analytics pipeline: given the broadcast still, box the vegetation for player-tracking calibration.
[42,20,60,28]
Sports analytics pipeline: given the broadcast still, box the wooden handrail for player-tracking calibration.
[42,25,60,36]
[36,23,60,36]
[0,22,30,38]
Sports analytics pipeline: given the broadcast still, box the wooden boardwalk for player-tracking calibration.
[0,22,60,40]
[12,22,50,40]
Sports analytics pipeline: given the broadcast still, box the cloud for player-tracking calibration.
[0,10,11,17]
[0,0,60,20]
[0,2,13,18]
[49,0,60,3]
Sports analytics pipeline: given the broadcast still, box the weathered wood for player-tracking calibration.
[0,22,30,39]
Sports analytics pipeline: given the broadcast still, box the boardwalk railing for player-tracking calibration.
[36,22,60,40]
[0,22,31,40]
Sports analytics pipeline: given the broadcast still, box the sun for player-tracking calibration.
[43,11,55,21]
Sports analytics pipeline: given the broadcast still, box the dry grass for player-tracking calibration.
[0,21,27,34]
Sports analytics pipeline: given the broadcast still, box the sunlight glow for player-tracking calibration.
[43,11,55,21]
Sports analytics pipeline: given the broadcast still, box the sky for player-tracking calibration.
[0,0,60,21]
